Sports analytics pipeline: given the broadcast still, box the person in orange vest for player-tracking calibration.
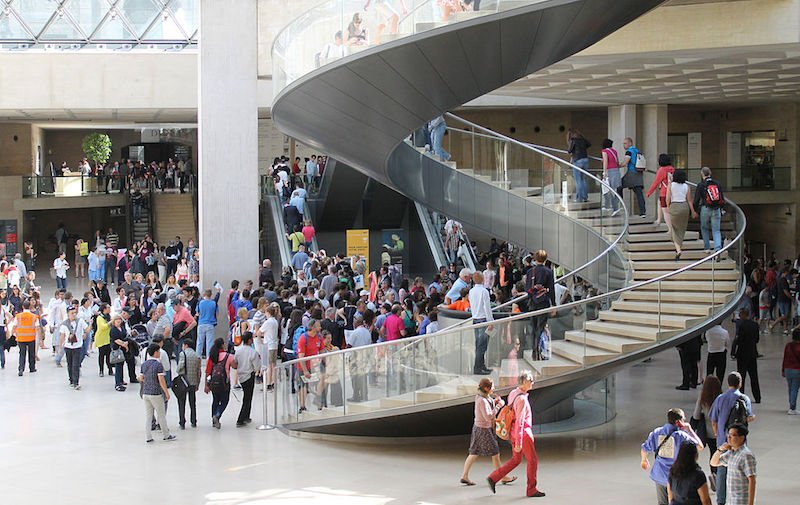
[14,300,39,376]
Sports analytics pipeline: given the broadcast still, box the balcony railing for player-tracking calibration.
[22,175,124,198]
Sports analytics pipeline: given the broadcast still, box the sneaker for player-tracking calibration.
[163,435,177,441]
[708,473,717,492]
[145,439,154,443]
[18,371,23,376]
[99,371,104,377]
[74,385,81,390]
[788,409,799,415]
[612,208,622,216]
[212,415,220,429]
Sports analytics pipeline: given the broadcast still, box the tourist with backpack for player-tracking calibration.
[693,167,725,256]
[204,337,237,429]
[487,371,544,498]
[460,378,517,486]
[640,408,704,505]
[525,250,555,357]
[709,372,755,505]
[621,137,647,217]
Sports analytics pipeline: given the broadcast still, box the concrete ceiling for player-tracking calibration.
[0,108,197,122]
[490,44,800,105]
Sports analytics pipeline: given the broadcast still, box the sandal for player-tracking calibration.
[460,478,476,486]
[501,476,518,485]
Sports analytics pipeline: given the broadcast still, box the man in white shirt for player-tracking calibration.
[346,314,373,402]
[60,307,84,389]
[259,305,280,391]
[705,324,731,382]
[47,290,67,365]
[469,271,494,376]
[53,251,70,290]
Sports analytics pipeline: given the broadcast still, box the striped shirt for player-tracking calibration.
[720,445,757,505]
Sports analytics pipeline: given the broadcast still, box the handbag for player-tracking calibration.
[171,351,190,394]
[109,348,125,365]
[690,414,708,441]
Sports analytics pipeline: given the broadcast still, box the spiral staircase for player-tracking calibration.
[269,0,746,436]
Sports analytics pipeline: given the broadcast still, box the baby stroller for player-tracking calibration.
[130,324,150,361]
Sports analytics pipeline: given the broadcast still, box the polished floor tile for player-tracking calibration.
[2,278,797,504]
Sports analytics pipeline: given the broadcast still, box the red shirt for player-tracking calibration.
[383,314,405,341]
[783,341,800,371]
[296,332,323,370]
[173,305,195,327]
[302,225,315,243]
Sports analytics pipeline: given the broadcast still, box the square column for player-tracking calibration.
[198,0,259,290]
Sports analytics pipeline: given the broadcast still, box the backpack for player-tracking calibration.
[495,394,524,441]
[703,179,725,208]
[209,352,230,390]
[635,152,647,172]
[527,266,550,307]
[725,397,749,431]
[232,321,245,347]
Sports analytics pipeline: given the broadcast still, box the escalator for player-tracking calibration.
[269,0,746,435]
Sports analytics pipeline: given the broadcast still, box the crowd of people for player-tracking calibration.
[50,156,195,195]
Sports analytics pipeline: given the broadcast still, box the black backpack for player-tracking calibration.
[725,397,749,431]
[209,352,230,390]
[526,266,550,307]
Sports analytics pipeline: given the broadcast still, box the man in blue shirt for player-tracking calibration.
[621,137,647,217]
[709,372,755,505]
[291,244,310,272]
[640,408,704,505]
[445,268,472,304]
[196,286,222,358]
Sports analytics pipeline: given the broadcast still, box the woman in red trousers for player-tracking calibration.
[487,371,545,498]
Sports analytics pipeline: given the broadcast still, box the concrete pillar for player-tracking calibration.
[198,0,259,290]
[640,104,669,218]
[608,104,638,214]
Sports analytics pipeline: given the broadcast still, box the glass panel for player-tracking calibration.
[12,0,56,36]
[0,8,32,39]
[116,0,160,38]
[165,0,198,36]
[141,9,185,40]
[40,11,85,40]
[64,0,110,37]
[92,11,136,39]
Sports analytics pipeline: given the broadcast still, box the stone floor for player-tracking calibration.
[2,277,797,504]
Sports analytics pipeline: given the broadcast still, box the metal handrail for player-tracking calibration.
[281,195,745,369]
[442,112,630,285]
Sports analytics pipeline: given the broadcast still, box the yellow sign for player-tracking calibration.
[346,229,370,286]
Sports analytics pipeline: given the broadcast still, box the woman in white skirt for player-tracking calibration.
[460,378,518,486]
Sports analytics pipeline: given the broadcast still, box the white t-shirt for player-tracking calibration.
[60,319,83,349]
[670,182,689,203]
[53,258,69,279]
[260,317,279,350]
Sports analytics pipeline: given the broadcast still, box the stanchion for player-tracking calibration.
[257,369,275,431]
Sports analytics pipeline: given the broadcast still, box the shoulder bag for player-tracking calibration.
[171,351,190,395]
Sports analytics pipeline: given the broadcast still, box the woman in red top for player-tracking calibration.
[782,329,800,414]
[646,154,676,232]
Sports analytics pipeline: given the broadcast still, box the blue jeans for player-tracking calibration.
[196,324,216,358]
[81,330,93,360]
[431,121,450,162]
[211,387,230,419]
[473,318,489,373]
[716,465,727,505]
[786,368,800,410]
[700,206,722,251]
[56,276,67,290]
[572,158,589,201]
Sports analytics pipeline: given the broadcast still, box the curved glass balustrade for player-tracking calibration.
[425,112,631,294]
[273,193,744,427]
[273,0,550,97]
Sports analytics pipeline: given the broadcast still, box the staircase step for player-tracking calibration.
[627,231,700,242]
[611,300,713,317]
[415,21,446,31]
[564,331,650,353]
[621,290,731,304]
[606,222,668,234]
[523,350,582,377]
[633,259,736,270]
[627,240,705,252]
[597,309,695,329]
[444,161,458,169]
[583,320,666,340]
[450,10,486,22]
[635,279,738,292]
[492,180,511,190]
[511,186,542,197]
[581,214,652,227]
[632,269,740,281]
[415,385,463,403]
[550,340,617,365]
[628,250,728,261]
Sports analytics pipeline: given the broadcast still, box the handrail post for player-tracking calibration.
[257,366,275,431]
